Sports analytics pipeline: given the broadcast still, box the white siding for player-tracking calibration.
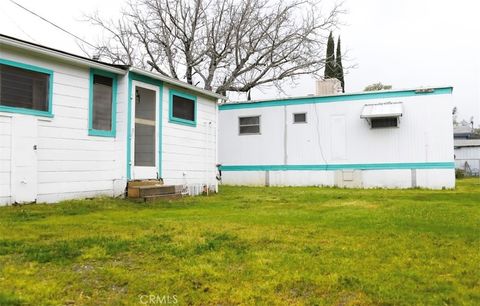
[0,45,220,205]
[161,84,218,193]
[219,92,455,189]
[0,116,12,204]
[0,47,128,204]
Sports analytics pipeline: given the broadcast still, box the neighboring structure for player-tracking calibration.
[0,34,222,205]
[218,87,455,189]
[454,139,480,176]
[453,125,474,139]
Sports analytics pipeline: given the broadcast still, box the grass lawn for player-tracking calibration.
[0,179,479,305]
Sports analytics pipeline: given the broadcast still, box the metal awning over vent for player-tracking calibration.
[360,102,403,119]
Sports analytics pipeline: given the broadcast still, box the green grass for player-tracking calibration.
[0,179,479,305]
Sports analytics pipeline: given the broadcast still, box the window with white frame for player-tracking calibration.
[293,112,307,123]
[239,116,260,134]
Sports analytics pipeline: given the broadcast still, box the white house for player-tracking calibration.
[0,34,223,205]
[218,87,455,189]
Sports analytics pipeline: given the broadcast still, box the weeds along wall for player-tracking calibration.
[218,88,455,189]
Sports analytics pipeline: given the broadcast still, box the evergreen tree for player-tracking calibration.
[335,36,345,92]
[324,31,336,79]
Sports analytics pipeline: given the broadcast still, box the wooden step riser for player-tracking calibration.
[128,185,179,198]
[140,186,178,197]
[127,179,164,187]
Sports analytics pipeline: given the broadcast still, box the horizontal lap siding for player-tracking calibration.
[161,85,218,188]
[0,116,11,204]
[1,48,128,203]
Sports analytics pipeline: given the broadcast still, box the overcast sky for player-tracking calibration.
[1,0,479,124]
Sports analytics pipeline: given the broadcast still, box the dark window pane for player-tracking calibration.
[92,75,113,131]
[240,125,260,134]
[239,116,260,134]
[0,64,49,111]
[371,117,398,128]
[239,116,259,125]
[293,113,306,123]
[172,95,195,121]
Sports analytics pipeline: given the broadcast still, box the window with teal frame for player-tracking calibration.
[0,58,54,117]
[89,69,117,137]
[169,89,197,127]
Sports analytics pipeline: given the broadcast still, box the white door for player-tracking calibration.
[131,82,159,180]
[11,115,38,203]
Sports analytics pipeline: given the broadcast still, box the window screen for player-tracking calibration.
[0,63,49,111]
[293,113,307,123]
[239,116,260,134]
[172,94,195,121]
[92,74,113,131]
[371,117,398,128]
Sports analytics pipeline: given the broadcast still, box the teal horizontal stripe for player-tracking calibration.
[220,162,455,171]
[219,87,453,110]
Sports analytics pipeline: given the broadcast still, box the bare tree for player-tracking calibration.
[85,0,344,96]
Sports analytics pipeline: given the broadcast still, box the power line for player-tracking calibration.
[1,8,39,43]
[8,0,97,49]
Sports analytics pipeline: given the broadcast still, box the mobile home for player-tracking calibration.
[218,87,455,189]
[0,34,222,205]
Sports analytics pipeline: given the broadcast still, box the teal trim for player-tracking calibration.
[0,58,54,117]
[219,87,453,110]
[220,162,455,171]
[88,68,118,137]
[168,89,197,127]
[126,72,164,180]
[158,82,163,178]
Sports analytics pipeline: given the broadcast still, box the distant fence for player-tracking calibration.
[455,159,480,177]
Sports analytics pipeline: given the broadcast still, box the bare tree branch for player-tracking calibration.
[83,0,345,95]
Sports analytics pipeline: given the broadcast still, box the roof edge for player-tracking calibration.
[0,34,226,100]
[130,67,226,100]
[219,86,453,110]
[1,33,126,74]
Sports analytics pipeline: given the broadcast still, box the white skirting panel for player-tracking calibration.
[221,169,455,189]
